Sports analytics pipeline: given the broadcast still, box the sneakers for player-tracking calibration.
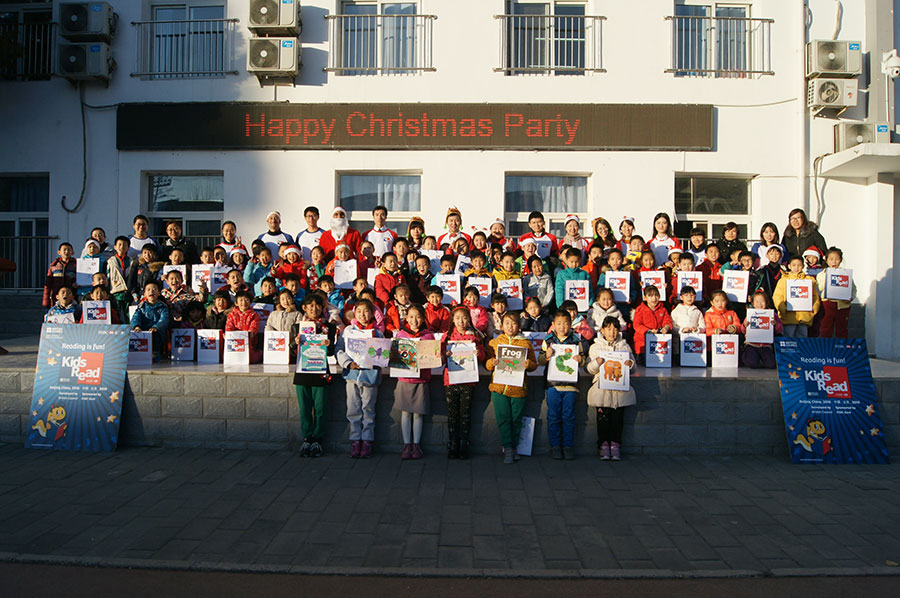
[551,446,563,460]
[360,440,373,459]
[458,439,469,460]
[299,441,312,458]
[610,442,621,461]
[513,448,521,462]
[503,447,515,464]
[401,443,412,460]
[563,447,576,461]
[309,441,323,458]
[350,440,361,459]
[599,442,610,460]
[410,443,424,460]
[447,439,459,460]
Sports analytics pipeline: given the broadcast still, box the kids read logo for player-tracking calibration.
[726,277,746,290]
[829,273,850,288]
[86,306,107,320]
[568,286,587,300]
[804,366,851,399]
[683,339,704,353]
[715,341,735,355]
[608,277,627,290]
[174,334,192,349]
[750,313,771,329]
[227,338,246,352]
[200,336,218,350]
[789,285,809,299]
[129,337,149,352]
[648,340,669,354]
[441,279,458,292]
[61,351,104,385]
[268,337,286,351]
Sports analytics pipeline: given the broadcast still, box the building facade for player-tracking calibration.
[2,0,899,357]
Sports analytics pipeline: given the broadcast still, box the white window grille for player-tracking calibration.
[504,174,588,238]
[338,173,422,236]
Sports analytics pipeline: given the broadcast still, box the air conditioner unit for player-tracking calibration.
[807,78,858,109]
[834,122,891,151]
[58,2,116,42]
[249,0,301,34]
[58,42,113,81]
[806,40,862,78]
[247,37,299,76]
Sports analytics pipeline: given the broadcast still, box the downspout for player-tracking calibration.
[800,2,810,214]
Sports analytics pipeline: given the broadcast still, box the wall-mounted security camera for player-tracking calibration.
[882,49,900,79]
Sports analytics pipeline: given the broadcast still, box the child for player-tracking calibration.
[727,251,760,320]
[773,256,821,338]
[648,213,682,267]
[253,277,278,305]
[45,286,80,322]
[199,247,214,265]
[79,284,121,324]
[271,246,308,288]
[127,244,164,303]
[484,312,538,464]
[440,307,482,459]
[686,227,707,266]
[463,250,492,282]
[523,256,554,312]
[589,288,627,334]
[225,269,250,304]
[225,290,262,363]
[462,286,490,336]
[581,243,605,288]
[161,269,194,321]
[803,247,825,277]
[519,210,559,261]
[755,245,785,298]
[422,235,438,251]
[336,299,383,459]
[78,239,105,299]
[408,254,434,304]
[555,299,595,344]
[107,236,132,322]
[204,289,232,330]
[668,253,698,304]
[213,246,228,267]
[317,275,345,314]
[816,247,855,338]
[130,281,171,359]
[492,251,521,285]
[704,290,744,337]
[281,273,306,308]
[514,238,540,275]
[245,247,274,294]
[632,286,673,358]
[266,289,301,356]
[438,254,456,276]
[42,242,77,308]
[385,284,413,336]
[358,288,386,332]
[358,240,377,281]
[305,246,328,292]
[343,278,370,323]
[586,316,637,461]
[395,304,435,460]
[294,294,337,458]
[424,285,451,334]
[697,244,724,302]
[670,286,705,337]
[742,290,783,369]
[488,293,508,336]
[520,296,551,333]
[539,310,584,460]
[554,248,592,310]
[325,243,360,287]
[488,218,517,253]
[179,300,205,330]
[624,235,645,269]
[374,253,405,306]
[393,238,414,279]
[599,249,637,314]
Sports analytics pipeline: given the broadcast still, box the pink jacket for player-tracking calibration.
[441,327,485,386]
[395,327,435,384]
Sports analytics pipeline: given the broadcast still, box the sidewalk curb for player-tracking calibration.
[2,553,899,579]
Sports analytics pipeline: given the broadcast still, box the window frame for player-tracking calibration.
[335,170,423,237]
[143,171,224,247]
[674,173,753,243]
[503,172,590,239]
[671,1,757,78]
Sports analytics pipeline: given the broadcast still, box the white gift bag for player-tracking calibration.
[679,333,707,367]
[468,276,492,308]
[564,279,590,312]
[645,333,672,368]
[605,271,631,303]
[639,271,666,300]
[785,279,813,311]
[745,309,775,344]
[333,259,358,289]
[197,329,223,364]
[224,331,250,365]
[676,271,704,297]
[497,278,524,311]
[83,300,111,324]
[264,330,290,365]
[516,416,536,457]
[76,257,99,288]
[824,268,852,301]
[128,331,153,366]
[722,270,749,304]
[251,302,274,332]
[435,274,462,305]
[171,328,196,361]
[711,334,739,368]
[598,351,630,391]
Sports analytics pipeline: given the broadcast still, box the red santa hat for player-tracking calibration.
[282,246,301,257]
[564,214,581,226]
[802,246,823,259]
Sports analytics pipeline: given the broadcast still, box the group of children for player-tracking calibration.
[41,206,853,462]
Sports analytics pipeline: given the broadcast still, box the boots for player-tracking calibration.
[457,438,469,460]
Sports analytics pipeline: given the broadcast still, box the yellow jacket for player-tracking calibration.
[773,272,821,325]
[492,269,522,282]
[485,334,537,398]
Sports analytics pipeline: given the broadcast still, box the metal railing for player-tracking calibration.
[666,15,773,77]
[0,21,55,80]
[0,236,58,292]
[494,14,605,75]
[131,18,239,78]
[325,13,436,74]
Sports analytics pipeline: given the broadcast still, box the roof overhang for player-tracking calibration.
[818,143,900,182]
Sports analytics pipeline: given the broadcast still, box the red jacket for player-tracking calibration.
[632,302,673,354]
[42,257,77,307]
[226,307,260,339]
[441,327,486,386]
[385,301,410,336]
[374,268,405,305]
[271,260,308,288]
[425,302,451,334]
[318,228,362,262]
[697,260,723,301]
[704,308,745,335]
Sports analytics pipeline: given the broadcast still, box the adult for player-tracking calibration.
[436,206,472,251]
[616,216,636,254]
[363,205,398,257]
[407,217,425,249]
[750,222,787,267]
[591,217,618,253]
[296,206,324,264]
[648,212,682,267]
[127,214,158,259]
[318,206,362,261]
[781,208,827,260]
[90,227,115,260]
[557,214,591,259]
[216,220,246,256]
[714,221,747,265]
[487,218,517,253]
[160,220,200,265]
[257,211,295,257]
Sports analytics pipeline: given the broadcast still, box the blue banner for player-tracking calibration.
[775,338,889,464]
[26,323,130,452]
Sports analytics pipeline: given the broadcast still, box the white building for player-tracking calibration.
[1,0,899,357]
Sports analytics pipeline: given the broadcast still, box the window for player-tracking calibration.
[0,175,50,290]
[504,174,588,238]
[497,1,605,75]
[668,2,773,77]
[326,1,435,75]
[674,175,752,241]
[146,173,223,247]
[0,5,53,80]
[338,173,421,235]
[133,3,238,78]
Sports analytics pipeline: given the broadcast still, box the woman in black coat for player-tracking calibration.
[160,220,201,265]
[781,208,827,260]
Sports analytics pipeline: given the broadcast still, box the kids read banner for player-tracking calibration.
[117,103,714,151]
[27,324,130,452]
[774,338,889,465]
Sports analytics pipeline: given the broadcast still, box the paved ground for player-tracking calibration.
[0,444,898,578]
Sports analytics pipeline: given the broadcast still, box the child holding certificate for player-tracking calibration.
[442,306,485,459]
[586,316,636,461]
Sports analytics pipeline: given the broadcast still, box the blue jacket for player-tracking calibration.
[538,330,583,388]
[244,261,272,295]
[328,289,346,313]
[554,266,593,310]
[335,324,384,387]
[130,300,171,333]
[45,302,81,322]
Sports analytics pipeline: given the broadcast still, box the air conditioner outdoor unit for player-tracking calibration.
[834,122,891,151]
[247,37,299,76]
[58,2,116,42]
[249,0,301,34]
[58,42,113,81]
[806,40,862,78]
[807,78,858,109]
